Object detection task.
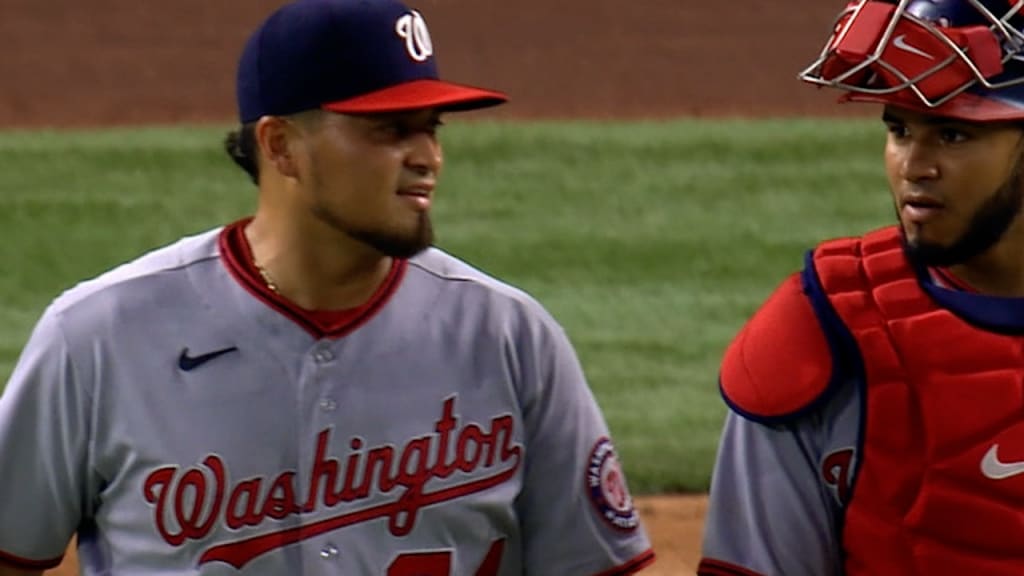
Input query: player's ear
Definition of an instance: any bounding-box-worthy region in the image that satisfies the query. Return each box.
[254,116,302,180]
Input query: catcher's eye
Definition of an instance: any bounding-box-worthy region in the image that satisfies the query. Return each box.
[884,121,910,139]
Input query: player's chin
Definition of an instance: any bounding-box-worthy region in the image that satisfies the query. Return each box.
[903,233,961,267]
[900,214,953,246]
[361,218,434,259]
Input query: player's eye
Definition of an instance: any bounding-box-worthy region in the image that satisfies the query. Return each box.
[403,113,444,137]
[884,122,909,139]
[374,117,442,139]
[387,123,409,138]
[426,118,445,136]
[938,127,969,144]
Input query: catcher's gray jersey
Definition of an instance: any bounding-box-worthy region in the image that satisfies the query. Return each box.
[0,224,653,575]
[700,382,860,576]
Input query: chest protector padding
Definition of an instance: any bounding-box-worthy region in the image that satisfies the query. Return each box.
[814,226,1024,576]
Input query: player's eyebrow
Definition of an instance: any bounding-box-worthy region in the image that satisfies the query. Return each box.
[881,112,902,125]
[881,110,965,127]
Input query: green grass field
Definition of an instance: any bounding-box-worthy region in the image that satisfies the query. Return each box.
[0,118,891,493]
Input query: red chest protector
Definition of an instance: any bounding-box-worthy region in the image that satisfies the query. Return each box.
[814,227,1024,575]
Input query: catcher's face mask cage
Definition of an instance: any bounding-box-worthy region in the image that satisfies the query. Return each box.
[800,0,1024,120]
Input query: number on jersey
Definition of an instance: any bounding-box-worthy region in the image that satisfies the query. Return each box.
[388,539,505,576]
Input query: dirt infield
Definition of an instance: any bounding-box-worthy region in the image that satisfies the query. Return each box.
[0,0,870,127]
[9,0,862,574]
[636,495,708,575]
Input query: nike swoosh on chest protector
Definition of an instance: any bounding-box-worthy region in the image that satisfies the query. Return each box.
[981,444,1024,480]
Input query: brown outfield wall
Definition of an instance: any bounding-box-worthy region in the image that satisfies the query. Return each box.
[1,0,873,128]
[10,1,863,574]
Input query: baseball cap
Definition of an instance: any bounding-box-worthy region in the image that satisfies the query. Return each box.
[236,0,508,123]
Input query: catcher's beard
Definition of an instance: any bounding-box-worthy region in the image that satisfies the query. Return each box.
[901,160,1024,268]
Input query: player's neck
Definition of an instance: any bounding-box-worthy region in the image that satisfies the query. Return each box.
[244,214,393,311]
[946,222,1024,298]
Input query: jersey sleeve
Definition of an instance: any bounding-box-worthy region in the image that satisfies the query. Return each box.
[0,307,92,569]
[698,411,843,576]
[513,312,654,576]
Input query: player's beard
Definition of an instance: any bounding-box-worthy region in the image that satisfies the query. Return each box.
[307,155,435,259]
[348,213,434,259]
[309,200,435,259]
[901,160,1024,268]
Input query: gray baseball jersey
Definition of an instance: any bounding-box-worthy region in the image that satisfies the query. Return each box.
[0,221,654,575]
[700,382,859,576]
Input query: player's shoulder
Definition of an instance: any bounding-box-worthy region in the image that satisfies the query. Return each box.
[719,266,847,424]
[409,248,551,314]
[47,227,222,317]
[406,248,575,348]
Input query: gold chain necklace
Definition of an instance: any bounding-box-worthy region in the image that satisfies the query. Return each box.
[254,260,280,294]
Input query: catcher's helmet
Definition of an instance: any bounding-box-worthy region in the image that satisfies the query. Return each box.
[800,0,1024,121]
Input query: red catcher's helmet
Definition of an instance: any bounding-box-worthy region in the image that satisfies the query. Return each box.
[800,0,1024,121]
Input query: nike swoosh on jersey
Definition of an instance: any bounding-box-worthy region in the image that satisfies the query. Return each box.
[178,346,239,371]
[981,444,1024,480]
[892,34,934,60]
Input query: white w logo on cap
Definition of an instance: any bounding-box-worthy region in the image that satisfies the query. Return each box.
[395,10,433,62]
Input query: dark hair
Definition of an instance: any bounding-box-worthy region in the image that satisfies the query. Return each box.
[224,123,259,185]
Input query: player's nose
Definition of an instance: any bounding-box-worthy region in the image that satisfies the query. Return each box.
[405,131,443,176]
[898,139,941,182]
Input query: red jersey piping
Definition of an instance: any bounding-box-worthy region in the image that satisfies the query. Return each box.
[218,219,406,339]
[592,549,655,576]
[0,549,63,570]
[697,558,767,576]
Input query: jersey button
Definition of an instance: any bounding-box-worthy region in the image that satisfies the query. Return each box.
[320,543,340,560]
[313,349,335,364]
[319,398,337,412]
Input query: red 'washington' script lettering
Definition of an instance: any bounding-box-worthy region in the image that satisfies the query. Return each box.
[142,396,521,569]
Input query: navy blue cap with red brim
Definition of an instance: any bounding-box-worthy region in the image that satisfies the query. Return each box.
[236,0,507,123]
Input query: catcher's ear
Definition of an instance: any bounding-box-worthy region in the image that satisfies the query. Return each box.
[254,116,301,180]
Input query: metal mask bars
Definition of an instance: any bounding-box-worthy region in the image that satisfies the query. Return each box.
[800,0,1024,108]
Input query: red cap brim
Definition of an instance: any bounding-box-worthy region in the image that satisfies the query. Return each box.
[322,78,507,113]
[841,91,1024,122]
